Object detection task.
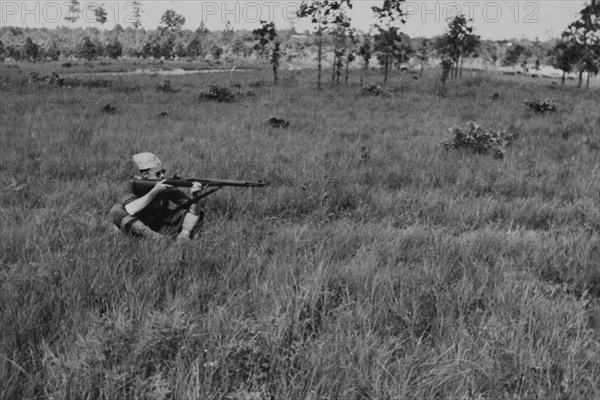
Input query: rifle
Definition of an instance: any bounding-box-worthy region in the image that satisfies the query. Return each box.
[132,177,267,214]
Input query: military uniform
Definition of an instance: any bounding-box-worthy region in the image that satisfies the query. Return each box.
[109,153,204,240]
[109,180,203,238]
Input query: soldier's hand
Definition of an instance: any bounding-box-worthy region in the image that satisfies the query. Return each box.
[151,180,173,194]
[191,182,204,197]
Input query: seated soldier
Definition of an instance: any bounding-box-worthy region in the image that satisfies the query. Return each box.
[110,152,205,240]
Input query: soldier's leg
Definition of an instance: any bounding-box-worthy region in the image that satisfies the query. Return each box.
[161,208,204,240]
[177,209,205,240]
[109,204,162,239]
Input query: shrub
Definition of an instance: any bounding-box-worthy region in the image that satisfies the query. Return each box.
[199,84,235,102]
[156,79,179,93]
[524,98,557,113]
[248,80,267,88]
[359,84,390,97]
[443,121,516,159]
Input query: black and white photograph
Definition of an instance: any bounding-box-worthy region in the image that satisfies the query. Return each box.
[1,1,599,399]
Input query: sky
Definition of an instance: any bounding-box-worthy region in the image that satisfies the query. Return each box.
[0,1,588,41]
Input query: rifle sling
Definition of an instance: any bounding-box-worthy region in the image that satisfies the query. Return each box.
[170,187,222,215]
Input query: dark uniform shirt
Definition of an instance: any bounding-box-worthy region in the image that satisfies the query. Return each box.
[118,180,191,233]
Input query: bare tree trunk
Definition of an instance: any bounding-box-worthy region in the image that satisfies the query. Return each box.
[383,52,389,83]
[317,29,322,91]
[332,51,336,83]
[561,71,565,85]
[579,69,583,88]
[71,26,76,58]
[586,72,590,89]
[345,60,349,85]
[419,63,424,77]
[361,63,366,87]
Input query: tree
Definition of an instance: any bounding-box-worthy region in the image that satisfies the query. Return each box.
[229,34,250,57]
[130,1,142,29]
[253,21,281,83]
[105,37,123,59]
[156,10,186,59]
[562,1,600,88]
[113,24,124,34]
[373,28,411,83]
[416,38,430,77]
[440,57,453,94]
[436,15,480,78]
[253,21,277,63]
[64,0,80,25]
[93,4,107,43]
[44,40,61,61]
[502,43,527,69]
[24,37,39,62]
[130,1,143,48]
[94,4,107,24]
[141,34,161,59]
[297,0,353,90]
[77,36,100,61]
[160,9,185,32]
[64,0,81,49]
[140,32,174,59]
[358,33,372,86]
[343,28,359,85]
[222,20,235,44]
[5,45,22,61]
[481,41,500,67]
[329,11,356,85]
[371,0,408,83]
[0,40,5,61]
[187,23,209,58]
[187,35,203,58]
[174,40,187,58]
[271,42,282,84]
[211,44,223,60]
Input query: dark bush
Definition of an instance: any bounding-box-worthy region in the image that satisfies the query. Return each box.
[156,79,179,93]
[359,84,391,97]
[443,121,516,159]
[524,98,557,113]
[199,84,235,102]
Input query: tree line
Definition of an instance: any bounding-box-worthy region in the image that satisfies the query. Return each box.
[549,0,600,88]
[1,0,598,89]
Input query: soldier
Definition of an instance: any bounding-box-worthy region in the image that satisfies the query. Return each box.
[110,152,205,241]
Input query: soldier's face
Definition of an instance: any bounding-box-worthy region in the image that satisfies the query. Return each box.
[143,168,166,179]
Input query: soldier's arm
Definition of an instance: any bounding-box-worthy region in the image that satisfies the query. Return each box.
[176,182,205,241]
[125,180,172,215]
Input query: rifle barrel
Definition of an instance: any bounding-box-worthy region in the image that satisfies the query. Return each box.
[132,178,267,195]
[186,178,267,187]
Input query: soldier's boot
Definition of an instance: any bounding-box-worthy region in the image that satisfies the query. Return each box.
[127,220,163,240]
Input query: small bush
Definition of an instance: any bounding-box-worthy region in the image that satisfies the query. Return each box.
[156,79,179,93]
[248,80,267,88]
[443,121,516,159]
[359,84,391,97]
[81,78,112,88]
[524,98,557,113]
[199,84,235,102]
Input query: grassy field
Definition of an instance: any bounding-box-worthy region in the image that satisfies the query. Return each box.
[1,59,599,400]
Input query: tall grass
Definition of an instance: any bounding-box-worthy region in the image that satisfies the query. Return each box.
[1,60,599,399]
